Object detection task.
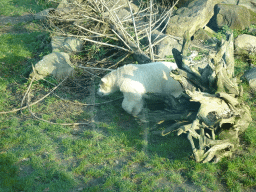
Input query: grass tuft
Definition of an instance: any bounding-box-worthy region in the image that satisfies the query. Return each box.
[0,0,56,16]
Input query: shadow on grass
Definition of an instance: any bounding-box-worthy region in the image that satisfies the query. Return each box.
[0,31,51,79]
[0,153,76,192]
[96,96,193,162]
[0,0,57,16]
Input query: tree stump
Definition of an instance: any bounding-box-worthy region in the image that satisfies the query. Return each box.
[166,32,252,163]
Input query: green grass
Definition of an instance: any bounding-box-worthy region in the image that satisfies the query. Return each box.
[0,0,57,16]
[214,24,256,41]
[1,1,256,192]
[165,54,176,62]
[0,32,51,79]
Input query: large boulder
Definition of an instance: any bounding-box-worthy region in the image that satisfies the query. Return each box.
[30,52,74,80]
[249,8,256,24]
[220,0,256,24]
[235,34,256,55]
[239,0,256,13]
[166,0,222,38]
[207,4,251,31]
[220,0,256,13]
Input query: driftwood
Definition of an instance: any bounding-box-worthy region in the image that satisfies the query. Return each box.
[164,32,252,163]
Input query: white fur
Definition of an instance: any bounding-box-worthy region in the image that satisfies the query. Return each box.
[97,62,183,116]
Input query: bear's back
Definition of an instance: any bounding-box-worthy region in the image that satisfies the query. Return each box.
[120,62,177,79]
[118,62,182,97]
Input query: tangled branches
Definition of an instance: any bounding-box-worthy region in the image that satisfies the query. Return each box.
[47,0,178,64]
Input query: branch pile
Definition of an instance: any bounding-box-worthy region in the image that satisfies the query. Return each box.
[47,0,178,65]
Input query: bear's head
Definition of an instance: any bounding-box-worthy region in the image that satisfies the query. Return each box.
[97,75,119,96]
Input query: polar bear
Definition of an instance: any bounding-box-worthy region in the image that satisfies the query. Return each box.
[97,62,183,116]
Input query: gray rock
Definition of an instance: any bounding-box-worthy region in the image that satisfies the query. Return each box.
[51,36,83,53]
[166,0,222,38]
[114,8,131,21]
[239,0,256,13]
[34,8,54,20]
[193,27,215,42]
[220,0,256,24]
[175,0,192,8]
[140,29,183,59]
[208,4,250,31]
[152,32,183,59]
[249,7,256,24]
[238,1,256,25]
[235,34,256,55]
[248,79,256,91]
[220,0,238,4]
[244,67,256,91]
[56,0,74,14]
[220,0,256,13]
[248,28,256,35]
[103,0,139,22]
[57,0,70,9]
[31,52,74,80]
